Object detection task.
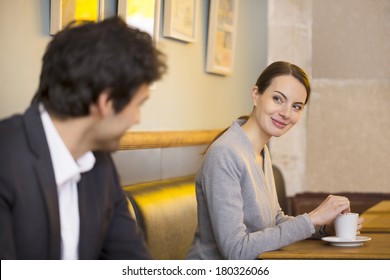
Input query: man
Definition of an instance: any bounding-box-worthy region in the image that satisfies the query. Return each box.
[0,17,167,259]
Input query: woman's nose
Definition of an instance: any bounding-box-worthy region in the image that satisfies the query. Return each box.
[279,105,291,119]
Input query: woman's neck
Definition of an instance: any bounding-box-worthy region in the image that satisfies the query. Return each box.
[241,117,270,156]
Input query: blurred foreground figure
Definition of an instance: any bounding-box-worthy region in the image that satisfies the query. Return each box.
[0,17,166,259]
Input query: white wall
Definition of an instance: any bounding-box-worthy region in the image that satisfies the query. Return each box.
[0,0,268,132]
[267,0,390,196]
[307,0,390,193]
[267,0,312,197]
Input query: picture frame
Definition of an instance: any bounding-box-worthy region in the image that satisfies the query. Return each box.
[206,0,238,75]
[50,0,105,35]
[163,0,199,43]
[117,0,160,41]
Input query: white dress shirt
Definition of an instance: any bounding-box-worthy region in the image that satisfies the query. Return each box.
[40,105,95,259]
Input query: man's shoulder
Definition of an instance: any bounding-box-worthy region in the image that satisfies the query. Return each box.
[0,113,25,146]
[0,113,23,130]
[0,105,39,137]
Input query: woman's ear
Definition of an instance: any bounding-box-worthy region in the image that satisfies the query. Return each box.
[252,86,259,107]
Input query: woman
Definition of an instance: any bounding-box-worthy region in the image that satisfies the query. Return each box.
[186,61,363,260]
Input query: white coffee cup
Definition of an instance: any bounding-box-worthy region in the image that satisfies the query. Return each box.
[334,213,359,240]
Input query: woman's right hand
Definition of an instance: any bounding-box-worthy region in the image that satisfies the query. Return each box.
[308,195,350,226]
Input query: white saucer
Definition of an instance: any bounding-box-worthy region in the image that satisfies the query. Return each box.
[321,236,371,247]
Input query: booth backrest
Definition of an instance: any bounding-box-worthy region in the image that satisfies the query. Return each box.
[122,165,288,259]
[272,165,288,214]
[123,176,197,260]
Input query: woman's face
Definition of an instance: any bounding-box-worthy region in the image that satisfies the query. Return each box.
[252,75,307,138]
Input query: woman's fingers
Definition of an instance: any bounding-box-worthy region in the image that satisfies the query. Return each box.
[309,195,351,226]
[356,217,365,232]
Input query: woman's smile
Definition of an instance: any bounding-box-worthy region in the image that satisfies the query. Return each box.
[271,117,288,129]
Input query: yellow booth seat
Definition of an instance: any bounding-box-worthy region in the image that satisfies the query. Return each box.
[123,176,197,260]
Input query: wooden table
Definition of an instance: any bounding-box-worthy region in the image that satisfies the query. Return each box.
[361,200,390,233]
[364,200,390,213]
[258,233,390,260]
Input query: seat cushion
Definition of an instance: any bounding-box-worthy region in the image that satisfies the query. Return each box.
[123,176,197,259]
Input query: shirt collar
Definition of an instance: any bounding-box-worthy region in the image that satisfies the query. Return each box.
[39,105,95,186]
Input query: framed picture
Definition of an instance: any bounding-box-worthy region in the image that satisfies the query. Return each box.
[206,0,238,75]
[50,0,104,35]
[117,0,160,41]
[163,0,199,43]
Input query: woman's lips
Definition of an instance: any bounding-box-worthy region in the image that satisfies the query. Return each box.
[271,118,288,129]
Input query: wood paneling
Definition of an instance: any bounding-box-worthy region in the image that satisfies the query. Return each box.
[119,130,222,150]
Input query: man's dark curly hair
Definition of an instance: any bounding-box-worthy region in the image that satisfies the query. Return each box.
[33,16,167,118]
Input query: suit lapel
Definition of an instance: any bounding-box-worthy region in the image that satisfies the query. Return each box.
[23,104,62,259]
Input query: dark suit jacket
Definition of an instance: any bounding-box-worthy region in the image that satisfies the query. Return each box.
[0,103,151,259]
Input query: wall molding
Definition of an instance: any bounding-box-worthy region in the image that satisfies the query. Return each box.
[119,130,222,150]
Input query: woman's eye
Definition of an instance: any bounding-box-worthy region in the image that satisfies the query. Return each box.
[273,96,283,104]
[293,104,303,111]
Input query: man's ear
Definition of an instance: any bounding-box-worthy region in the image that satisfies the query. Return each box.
[90,90,113,118]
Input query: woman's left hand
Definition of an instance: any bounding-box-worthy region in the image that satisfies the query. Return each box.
[324,216,365,236]
[356,216,365,235]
